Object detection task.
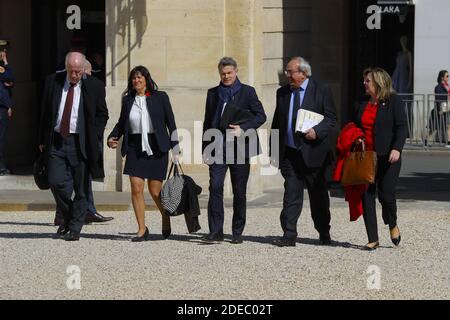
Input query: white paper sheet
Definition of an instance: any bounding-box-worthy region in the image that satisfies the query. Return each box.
[295,109,324,133]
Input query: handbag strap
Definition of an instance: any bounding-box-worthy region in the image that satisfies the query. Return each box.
[167,162,184,178]
[352,139,366,153]
[167,163,177,178]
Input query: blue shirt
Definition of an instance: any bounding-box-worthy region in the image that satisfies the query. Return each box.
[286,78,309,149]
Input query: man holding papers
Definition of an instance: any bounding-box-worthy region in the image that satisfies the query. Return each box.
[271,56,337,247]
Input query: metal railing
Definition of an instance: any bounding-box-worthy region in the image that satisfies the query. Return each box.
[398,93,450,149]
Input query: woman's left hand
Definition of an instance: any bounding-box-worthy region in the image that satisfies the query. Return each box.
[389,150,401,164]
[172,150,181,164]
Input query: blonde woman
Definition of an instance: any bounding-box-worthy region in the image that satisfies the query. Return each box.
[354,67,408,250]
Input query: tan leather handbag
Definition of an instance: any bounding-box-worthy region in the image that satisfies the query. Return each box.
[341,141,377,186]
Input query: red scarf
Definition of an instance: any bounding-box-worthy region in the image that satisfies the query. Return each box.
[442,81,450,98]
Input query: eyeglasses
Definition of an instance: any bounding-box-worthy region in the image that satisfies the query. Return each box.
[284,70,301,76]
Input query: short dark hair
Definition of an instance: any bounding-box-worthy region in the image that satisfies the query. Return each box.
[218,57,238,70]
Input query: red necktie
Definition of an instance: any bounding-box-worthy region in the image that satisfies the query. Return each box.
[60,83,76,138]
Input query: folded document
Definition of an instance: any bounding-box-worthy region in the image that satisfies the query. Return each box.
[295,109,324,133]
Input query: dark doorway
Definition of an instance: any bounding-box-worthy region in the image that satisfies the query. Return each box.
[348,0,415,120]
[32,0,106,86]
[5,0,105,174]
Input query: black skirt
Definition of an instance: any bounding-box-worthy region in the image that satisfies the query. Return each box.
[124,134,168,181]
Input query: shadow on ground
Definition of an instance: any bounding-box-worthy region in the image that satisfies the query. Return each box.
[329,172,450,202]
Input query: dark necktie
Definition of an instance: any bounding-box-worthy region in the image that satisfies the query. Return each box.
[60,83,76,138]
[291,88,303,147]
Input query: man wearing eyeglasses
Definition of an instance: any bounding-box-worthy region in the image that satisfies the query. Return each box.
[270,56,337,247]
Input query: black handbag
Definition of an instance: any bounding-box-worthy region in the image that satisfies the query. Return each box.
[33,153,50,190]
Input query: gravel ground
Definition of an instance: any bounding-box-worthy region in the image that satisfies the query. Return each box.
[0,204,449,300]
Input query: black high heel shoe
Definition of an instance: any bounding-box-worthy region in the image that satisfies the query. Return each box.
[363,241,379,251]
[131,227,149,242]
[390,226,401,246]
[162,228,171,240]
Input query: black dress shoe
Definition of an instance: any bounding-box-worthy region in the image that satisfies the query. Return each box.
[319,234,332,246]
[230,236,243,244]
[54,225,69,239]
[64,231,80,242]
[84,212,114,224]
[162,228,172,240]
[0,168,10,176]
[131,227,149,242]
[272,238,296,247]
[202,233,224,242]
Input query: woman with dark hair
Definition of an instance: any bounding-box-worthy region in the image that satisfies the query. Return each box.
[353,67,408,250]
[428,70,450,145]
[107,66,179,241]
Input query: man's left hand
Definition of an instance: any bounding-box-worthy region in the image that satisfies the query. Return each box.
[7,108,12,118]
[304,128,317,141]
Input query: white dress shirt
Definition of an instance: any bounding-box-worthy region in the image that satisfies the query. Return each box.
[129,95,155,156]
[54,80,82,134]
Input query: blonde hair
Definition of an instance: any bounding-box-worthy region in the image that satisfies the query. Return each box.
[363,67,396,101]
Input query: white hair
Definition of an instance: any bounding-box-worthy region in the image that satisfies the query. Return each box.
[65,51,86,68]
[84,60,92,75]
[291,56,312,77]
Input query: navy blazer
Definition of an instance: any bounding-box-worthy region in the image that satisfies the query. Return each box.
[0,64,14,109]
[38,72,109,179]
[108,91,179,157]
[271,78,337,168]
[355,94,408,156]
[202,83,267,160]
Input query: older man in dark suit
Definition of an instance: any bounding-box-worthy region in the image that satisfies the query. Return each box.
[271,56,337,247]
[202,57,266,244]
[39,52,109,241]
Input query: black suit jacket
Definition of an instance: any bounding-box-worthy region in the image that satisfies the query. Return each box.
[271,78,337,168]
[355,94,408,156]
[108,91,179,157]
[435,83,448,112]
[38,72,109,179]
[202,84,267,161]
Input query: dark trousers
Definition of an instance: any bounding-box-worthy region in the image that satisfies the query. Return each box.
[53,174,97,219]
[0,108,8,170]
[363,155,401,243]
[48,133,89,234]
[280,148,331,240]
[208,163,250,236]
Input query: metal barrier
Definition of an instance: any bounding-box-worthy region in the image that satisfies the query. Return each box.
[398,93,450,149]
[426,94,450,147]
